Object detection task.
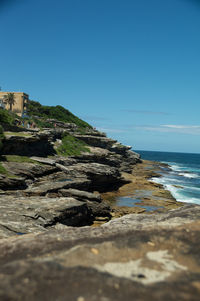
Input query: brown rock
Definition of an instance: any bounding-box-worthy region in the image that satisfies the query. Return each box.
[0,205,200,300]
[0,196,90,238]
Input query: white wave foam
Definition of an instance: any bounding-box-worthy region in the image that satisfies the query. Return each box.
[151,177,200,205]
[162,159,198,168]
[165,184,200,204]
[151,176,182,185]
[164,162,200,174]
[162,161,180,166]
[164,177,182,183]
[169,164,182,172]
[151,177,167,185]
[178,173,199,179]
[182,186,200,192]
[183,186,200,192]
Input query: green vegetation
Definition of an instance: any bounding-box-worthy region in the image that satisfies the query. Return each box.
[0,155,42,175]
[0,99,92,132]
[27,100,91,129]
[0,125,4,151]
[76,127,90,135]
[0,162,8,175]
[29,117,54,129]
[56,133,90,156]
[2,155,41,164]
[4,132,32,137]
[0,108,17,125]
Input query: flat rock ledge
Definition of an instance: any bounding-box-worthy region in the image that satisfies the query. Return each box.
[0,204,200,300]
[0,196,91,238]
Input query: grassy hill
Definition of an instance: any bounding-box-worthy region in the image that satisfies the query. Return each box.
[0,100,92,129]
[0,101,93,158]
[27,100,91,128]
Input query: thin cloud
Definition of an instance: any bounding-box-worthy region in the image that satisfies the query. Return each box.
[123,110,170,116]
[163,125,200,129]
[97,127,125,134]
[80,115,109,122]
[132,125,200,135]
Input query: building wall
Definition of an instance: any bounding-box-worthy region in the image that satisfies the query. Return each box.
[0,92,29,116]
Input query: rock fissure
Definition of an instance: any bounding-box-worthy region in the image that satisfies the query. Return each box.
[0,223,24,235]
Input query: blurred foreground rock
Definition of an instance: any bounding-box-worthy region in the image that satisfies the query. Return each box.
[0,204,200,300]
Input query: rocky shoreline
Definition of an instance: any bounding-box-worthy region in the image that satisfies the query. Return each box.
[102,159,184,221]
[0,122,200,300]
[0,123,182,236]
[0,123,142,238]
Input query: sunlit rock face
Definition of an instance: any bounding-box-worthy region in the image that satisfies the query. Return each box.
[0,204,200,300]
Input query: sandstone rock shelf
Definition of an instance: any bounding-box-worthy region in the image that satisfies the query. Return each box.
[1,121,199,300]
[0,124,141,237]
[0,205,200,300]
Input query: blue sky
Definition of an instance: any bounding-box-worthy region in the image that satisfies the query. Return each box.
[0,0,200,153]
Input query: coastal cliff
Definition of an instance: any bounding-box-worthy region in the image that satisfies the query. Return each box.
[0,119,142,237]
[0,108,200,300]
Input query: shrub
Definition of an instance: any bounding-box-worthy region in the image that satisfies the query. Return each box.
[31,117,54,129]
[56,133,90,156]
[0,125,4,151]
[0,108,15,125]
[0,163,8,175]
[27,100,92,129]
[3,155,41,164]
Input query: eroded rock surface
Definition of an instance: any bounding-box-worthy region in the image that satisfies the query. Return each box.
[0,126,140,196]
[0,125,142,232]
[1,134,56,156]
[0,196,90,238]
[0,205,200,300]
[2,162,59,179]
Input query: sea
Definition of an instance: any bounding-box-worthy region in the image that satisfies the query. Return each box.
[135,150,200,205]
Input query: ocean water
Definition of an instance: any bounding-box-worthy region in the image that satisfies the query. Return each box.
[135,150,200,205]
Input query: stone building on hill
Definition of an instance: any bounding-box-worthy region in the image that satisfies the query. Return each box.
[0,92,29,116]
